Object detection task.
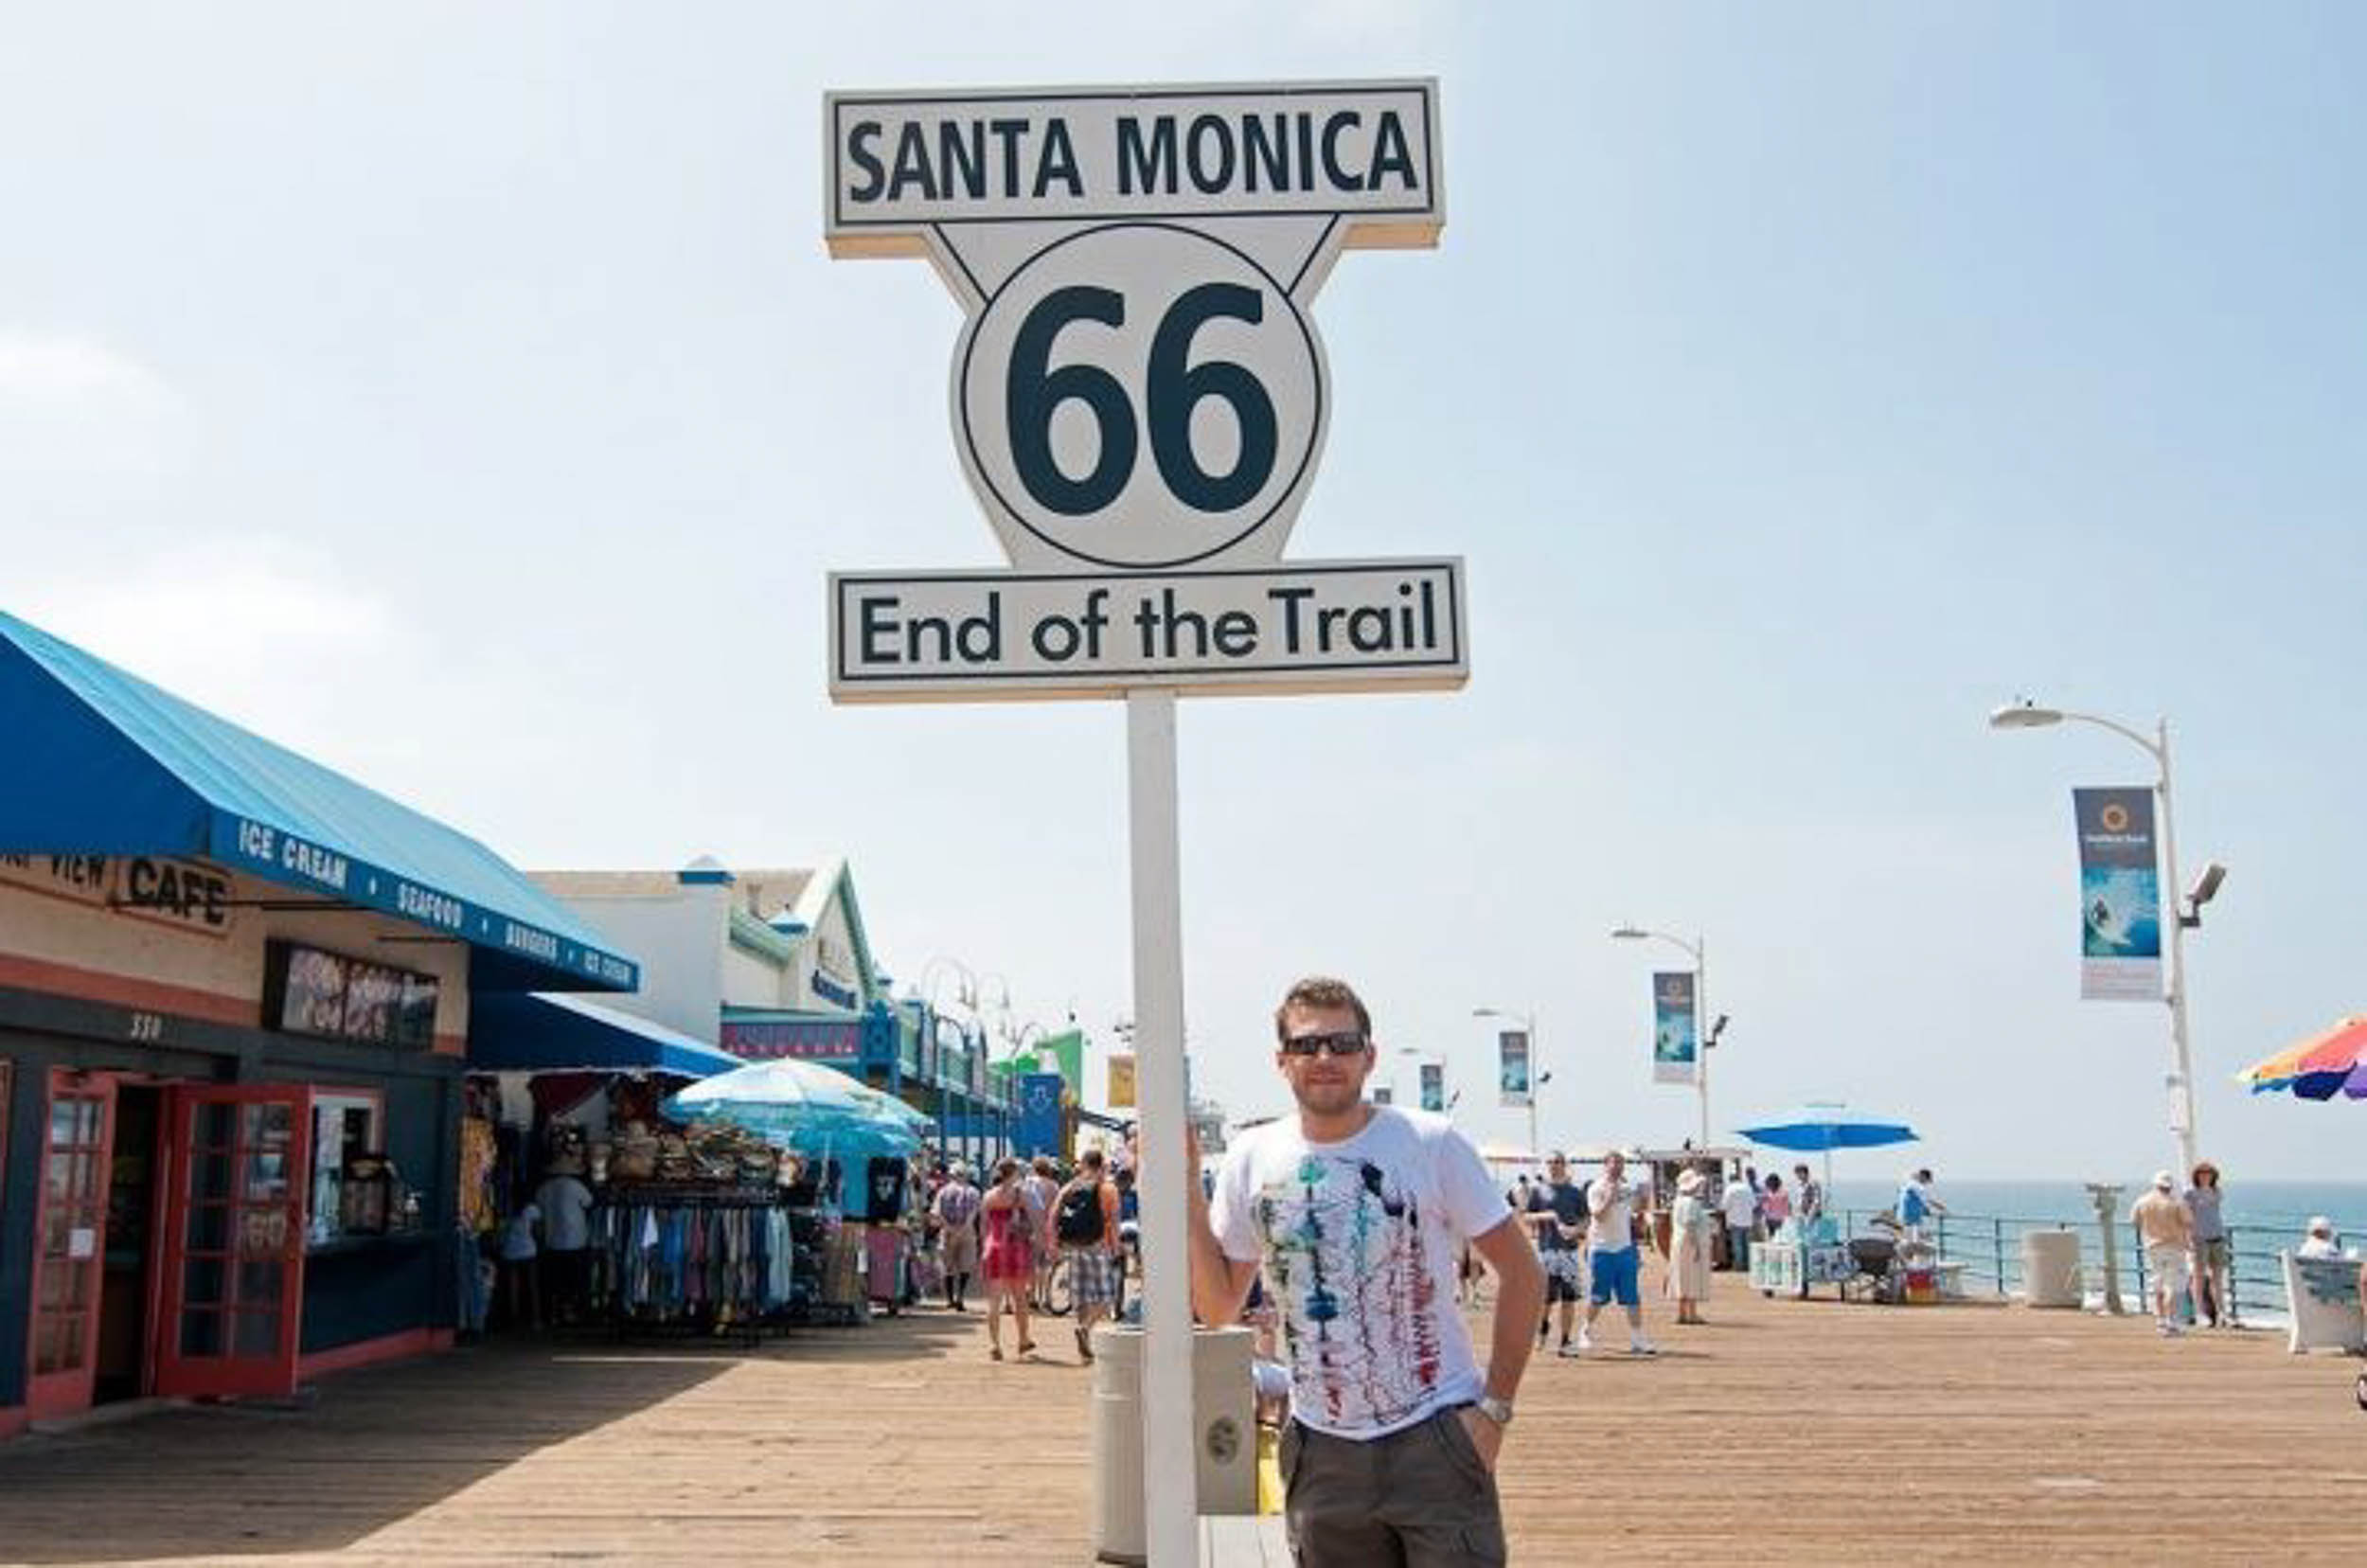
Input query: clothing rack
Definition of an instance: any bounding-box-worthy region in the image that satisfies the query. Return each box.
[588,1190,826,1345]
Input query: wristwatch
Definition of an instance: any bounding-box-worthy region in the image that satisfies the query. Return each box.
[1474,1395,1514,1427]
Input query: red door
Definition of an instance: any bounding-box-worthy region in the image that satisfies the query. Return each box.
[154,1085,312,1400]
[26,1074,118,1419]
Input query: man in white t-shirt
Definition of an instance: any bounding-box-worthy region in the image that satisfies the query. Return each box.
[1189,976,1544,1567]
[1578,1150,1658,1357]
[1718,1171,1759,1272]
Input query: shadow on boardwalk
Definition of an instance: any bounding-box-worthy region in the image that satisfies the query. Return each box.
[0,1312,983,1564]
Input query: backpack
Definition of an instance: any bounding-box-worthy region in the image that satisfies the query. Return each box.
[1056,1181,1105,1245]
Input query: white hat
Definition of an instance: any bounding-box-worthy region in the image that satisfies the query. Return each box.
[2308,1215,2335,1235]
[2152,1170,2175,1191]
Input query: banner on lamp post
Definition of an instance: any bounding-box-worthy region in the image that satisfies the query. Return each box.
[1108,1052,1137,1110]
[2074,786,2163,1001]
[1418,1060,1445,1114]
[1016,1072,1067,1158]
[1498,1030,1531,1108]
[1651,971,1698,1085]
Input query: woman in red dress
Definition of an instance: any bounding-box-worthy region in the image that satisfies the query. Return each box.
[979,1156,1039,1361]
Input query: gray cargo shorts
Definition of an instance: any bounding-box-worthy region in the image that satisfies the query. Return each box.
[1279,1404,1506,1566]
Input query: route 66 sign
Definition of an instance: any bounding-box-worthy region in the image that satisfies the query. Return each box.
[824,81,1468,700]
[954,222,1326,570]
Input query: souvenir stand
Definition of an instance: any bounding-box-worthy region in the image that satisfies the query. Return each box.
[460,991,801,1339]
[588,1119,812,1344]
[1750,1216,1853,1298]
[664,1058,931,1328]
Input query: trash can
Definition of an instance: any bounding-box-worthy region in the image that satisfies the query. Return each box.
[1090,1325,1256,1565]
[2022,1228,2083,1308]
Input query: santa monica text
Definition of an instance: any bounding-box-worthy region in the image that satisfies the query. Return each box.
[828,83,1438,227]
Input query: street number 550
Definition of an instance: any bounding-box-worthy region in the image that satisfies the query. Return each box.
[1007,283,1278,518]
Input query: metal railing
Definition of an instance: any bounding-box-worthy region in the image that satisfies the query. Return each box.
[1827,1209,2311,1321]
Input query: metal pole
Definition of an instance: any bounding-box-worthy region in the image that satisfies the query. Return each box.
[2155,719,2201,1178]
[1526,1010,1539,1156]
[1695,936,1711,1149]
[1127,689,1196,1564]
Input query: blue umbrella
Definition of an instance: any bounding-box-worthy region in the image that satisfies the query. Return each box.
[1735,1102,1919,1194]
[665,1058,930,1161]
[1736,1103,1919,1151]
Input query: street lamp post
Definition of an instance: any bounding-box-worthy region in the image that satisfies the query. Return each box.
[1472,1007,1542,1155]
[1989,701,2209,1176]
[1611,927,1712,1148]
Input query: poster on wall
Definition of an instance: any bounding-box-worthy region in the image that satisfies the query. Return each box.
[1498,1030,1531,1107]
[1418,1060,1445,1113]
[1371,1084,1394,1105]
[1651,971,1698,1085]
[2073,786,2163,1001]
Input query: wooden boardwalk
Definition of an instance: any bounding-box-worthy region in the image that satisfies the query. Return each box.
[2,1272,2361,1566]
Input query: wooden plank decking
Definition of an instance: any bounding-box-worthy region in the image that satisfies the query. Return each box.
[1,1272,2360,1565]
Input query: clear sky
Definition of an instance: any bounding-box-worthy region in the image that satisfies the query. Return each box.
[6,5,2361,1180]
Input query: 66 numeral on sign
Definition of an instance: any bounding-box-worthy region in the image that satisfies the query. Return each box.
[959,223,1324,570]
[1007,283,1279,518]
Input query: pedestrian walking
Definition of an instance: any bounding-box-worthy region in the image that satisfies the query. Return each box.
[979,1157,1039,1361]
[1188,976,1544,1567]
[497,1199,542,1331]
[931,1162,982,1311]
[531,1165,596,1327]
[2131,1171,2196,1336]
[1024,1155,1061,1311]
[1761,1172,1792,1237]
[1580,1149,1658,1357]
[2184,1162,2234,1327]
[1525,1151,1589,1356]
[1897,1167,1949,1247]
[1667,1167,1715,1325]
[1719,1167,1758,1272]
[1055,1148,1123,1361]
[1792,1163,1824,1224]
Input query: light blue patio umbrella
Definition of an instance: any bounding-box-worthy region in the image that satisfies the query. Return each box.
[665,1057,931,1153]
[1735,1102,1920,1194]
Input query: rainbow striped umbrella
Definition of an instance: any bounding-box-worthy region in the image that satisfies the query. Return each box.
[2237,1017,2367,1101]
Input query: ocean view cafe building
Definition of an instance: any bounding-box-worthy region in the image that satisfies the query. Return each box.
[0,612,639,1436]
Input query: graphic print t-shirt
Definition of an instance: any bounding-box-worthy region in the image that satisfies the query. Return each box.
[1211,1107,1507,1439]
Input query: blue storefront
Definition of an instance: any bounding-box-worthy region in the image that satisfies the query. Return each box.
[0,611,639,1435]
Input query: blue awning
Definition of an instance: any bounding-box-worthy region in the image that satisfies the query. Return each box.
[469,991,742,1078]
[0,610,638,992]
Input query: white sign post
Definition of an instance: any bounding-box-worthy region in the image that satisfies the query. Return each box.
[823,80,1458,1565]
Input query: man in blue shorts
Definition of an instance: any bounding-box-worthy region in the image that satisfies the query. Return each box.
[1577,1149,1657,1357]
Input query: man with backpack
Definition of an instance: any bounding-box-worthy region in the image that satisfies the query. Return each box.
[1056,1147,1124,1362]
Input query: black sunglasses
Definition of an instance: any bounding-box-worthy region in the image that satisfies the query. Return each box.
[1280,1029,1368,1059]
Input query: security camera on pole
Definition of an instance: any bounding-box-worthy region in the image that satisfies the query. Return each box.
[820,82,1461,1566]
